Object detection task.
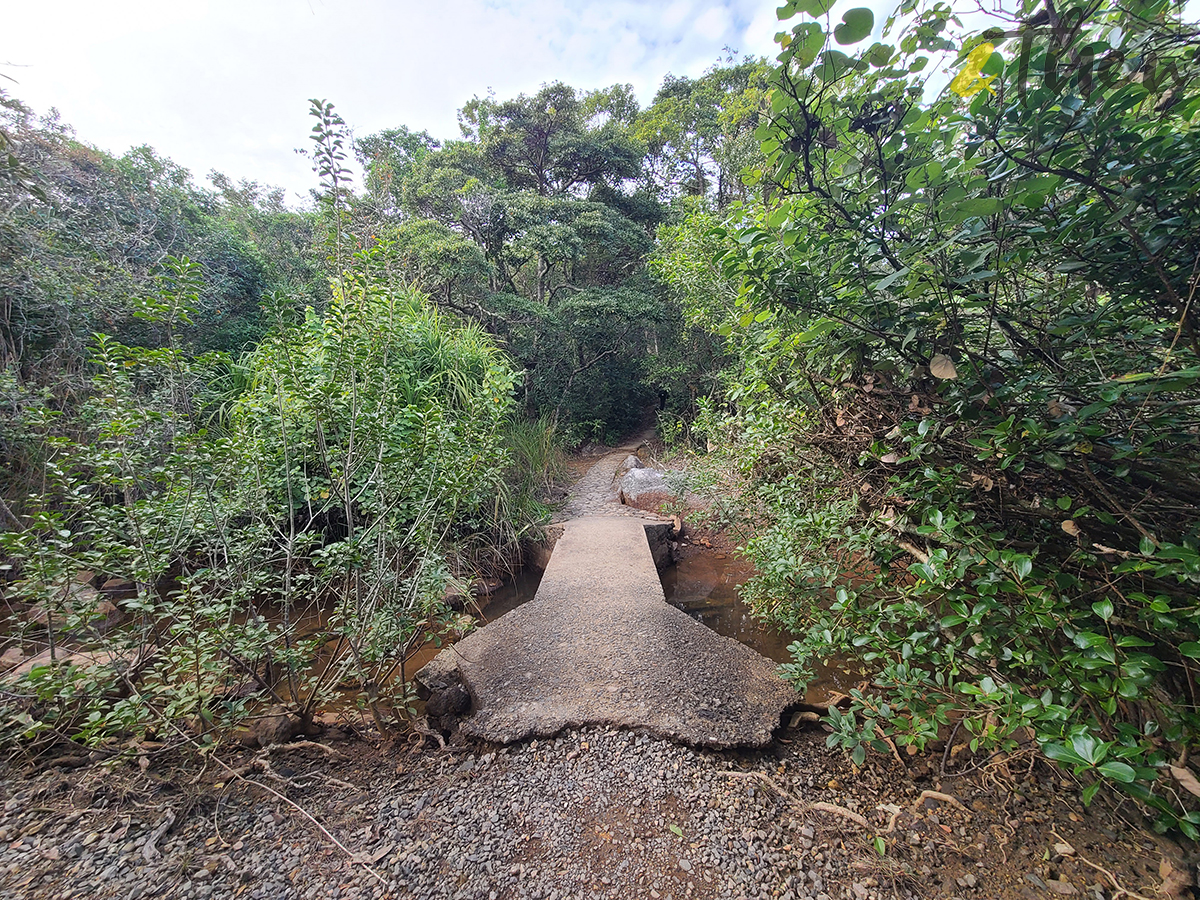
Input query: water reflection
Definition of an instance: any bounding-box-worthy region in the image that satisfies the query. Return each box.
[660,552,796,663]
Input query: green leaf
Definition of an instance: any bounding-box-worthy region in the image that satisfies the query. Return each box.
[796,0,836,15]
[1097,761,1136,783]
[953,197,1003,219]
[791,22,826,66]
[1070,732,1104,765]
[851,744,866,766]
[873,835,886,856]
[1092,599,1114,622]
[874,267,909,291]
[1179,643,1200,659]
[867,43,894,67]
[816,49,853,79]
[1042,741,1086,766]
[668,823,683,837]
[834,8,874,45]
[798,318,839,342]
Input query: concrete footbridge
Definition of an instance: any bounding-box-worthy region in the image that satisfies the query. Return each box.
[416,451,798,748]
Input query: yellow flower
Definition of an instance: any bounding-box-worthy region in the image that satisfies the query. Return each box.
[949,43,997,99]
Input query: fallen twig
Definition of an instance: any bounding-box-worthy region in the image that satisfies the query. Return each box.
[411,716,447,750]
[809,801,871,828]
[874,725,907,769]
[286,740,345,758]
[231,763,385,885]
[318,773,358,791]
[1050,830,1157,900]
[721,771,870,828]
[157,719,386,885]
[878,802,903,834]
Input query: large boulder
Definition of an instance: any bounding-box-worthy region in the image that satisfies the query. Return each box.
[618,466,674,512]
[613,453,644,480]
[21,580,125,634]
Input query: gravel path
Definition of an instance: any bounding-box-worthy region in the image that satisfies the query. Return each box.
[1,722,1167,900]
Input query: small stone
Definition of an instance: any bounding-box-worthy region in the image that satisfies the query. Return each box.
[0,647,24,669]
[678,859,692,872]
[1047,879,1078,896]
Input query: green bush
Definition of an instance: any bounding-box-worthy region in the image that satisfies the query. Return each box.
[1,252,533,749]
[663,0,1200,836]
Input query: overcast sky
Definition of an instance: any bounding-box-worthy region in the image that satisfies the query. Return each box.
[2,0,788,204]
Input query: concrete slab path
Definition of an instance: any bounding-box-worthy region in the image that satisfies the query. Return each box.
[417,454,798,748]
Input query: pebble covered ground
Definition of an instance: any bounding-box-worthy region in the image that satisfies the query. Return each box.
[0,722,1180,900]
[558,440,671,522]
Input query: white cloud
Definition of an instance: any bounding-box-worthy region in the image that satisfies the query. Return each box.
[2,1,785,201]
[693,6,734,42]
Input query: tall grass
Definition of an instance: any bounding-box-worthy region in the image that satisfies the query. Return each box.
[505,415,566,500]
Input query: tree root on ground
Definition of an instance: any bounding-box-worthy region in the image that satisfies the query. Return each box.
[722,771,969,835]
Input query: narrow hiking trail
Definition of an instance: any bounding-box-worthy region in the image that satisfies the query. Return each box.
[558,433,660,520]
[0,447,1182,900]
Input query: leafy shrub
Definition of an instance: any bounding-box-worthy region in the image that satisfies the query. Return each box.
[663,0,1200,835]
[1,252,532,749]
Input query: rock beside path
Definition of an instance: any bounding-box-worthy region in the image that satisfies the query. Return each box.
[558,443,675,521]
[418,517,797,748]
[617,465,674,510]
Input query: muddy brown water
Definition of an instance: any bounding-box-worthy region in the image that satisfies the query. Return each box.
[400,567,547,676]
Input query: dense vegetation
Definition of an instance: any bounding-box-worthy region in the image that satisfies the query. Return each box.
[4,0,1200,843]
[0,66,765,748]
[657,0,1200,836]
